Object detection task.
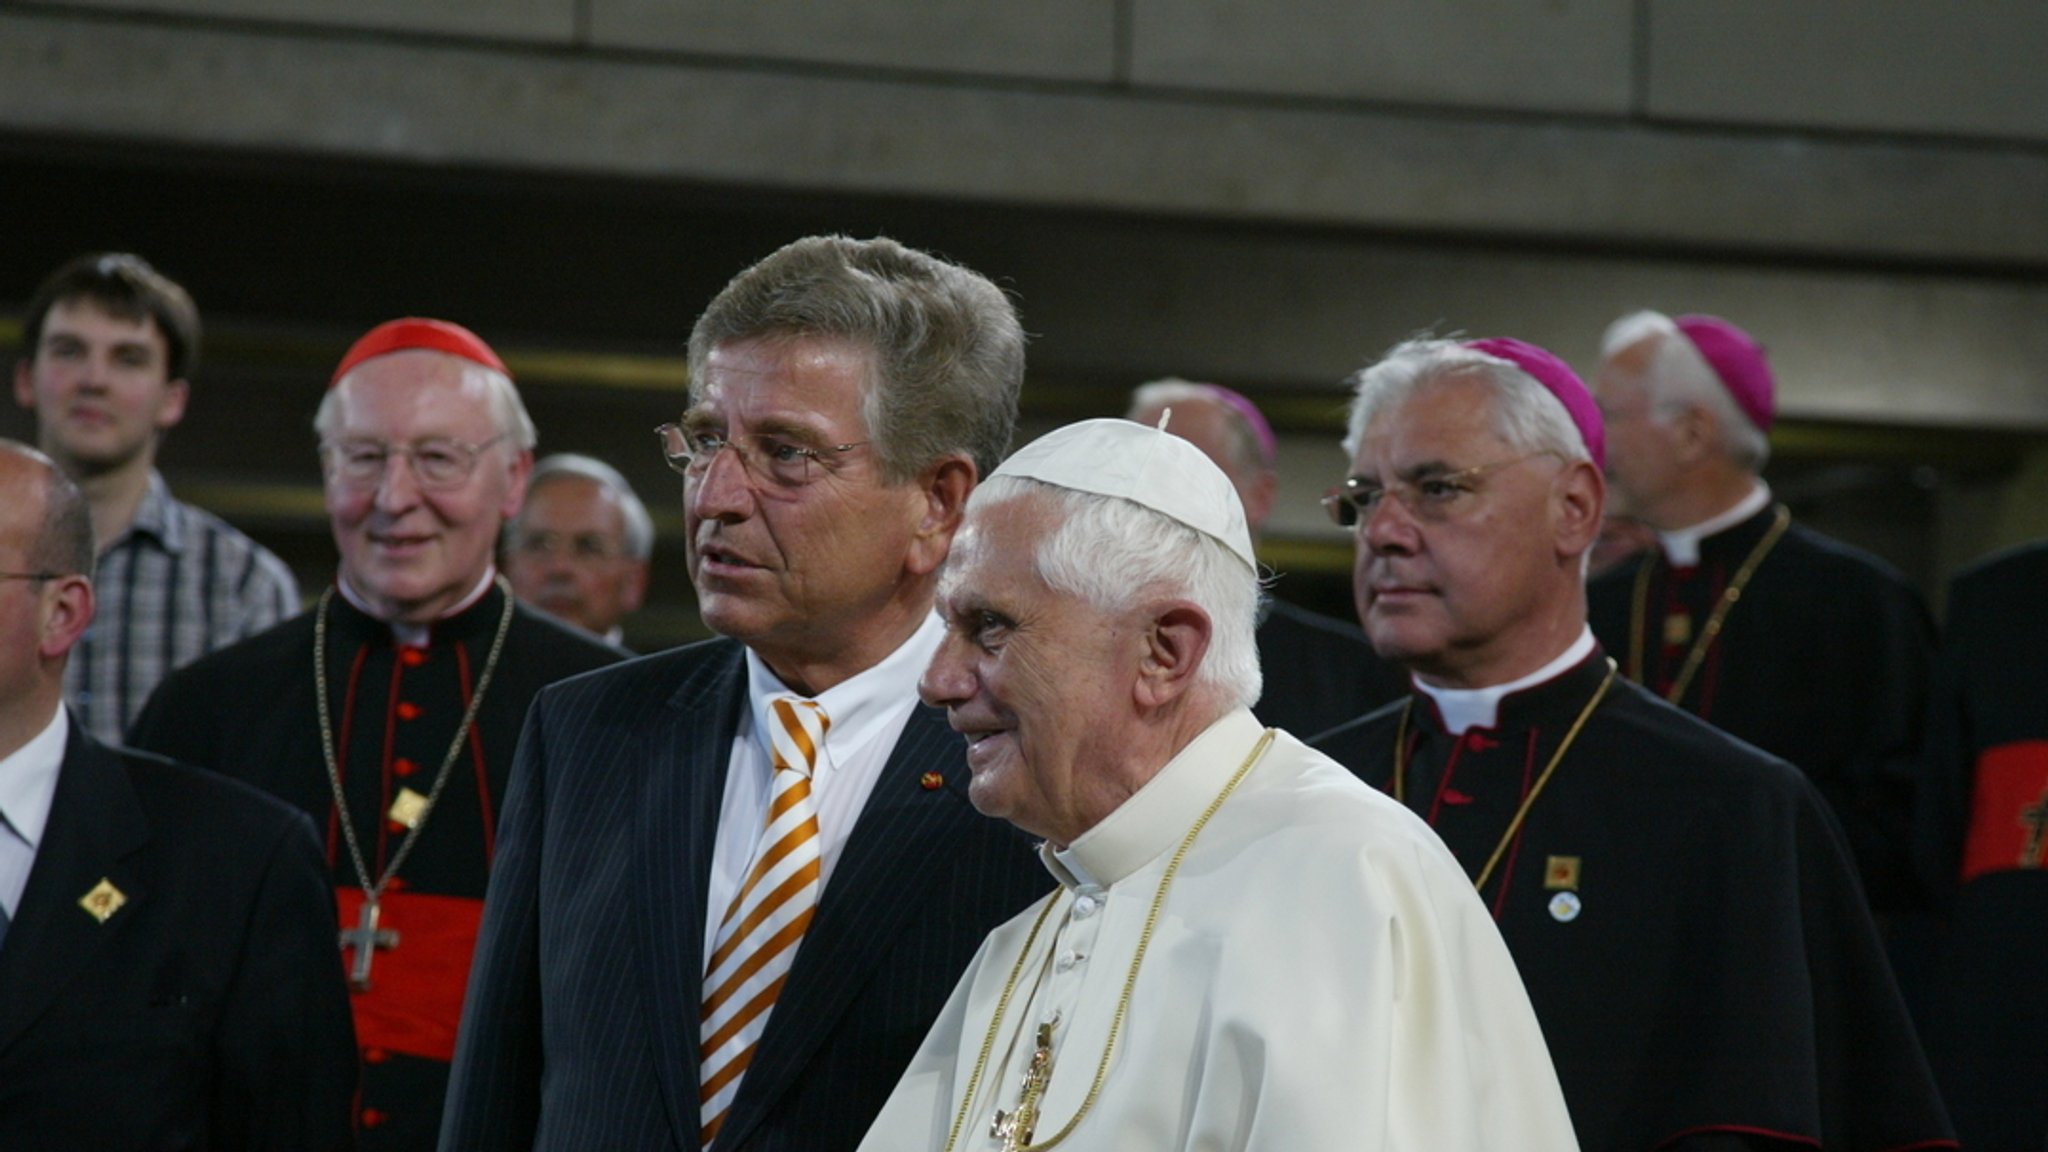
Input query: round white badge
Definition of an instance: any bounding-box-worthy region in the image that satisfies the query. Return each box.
[1547,891,1582,922]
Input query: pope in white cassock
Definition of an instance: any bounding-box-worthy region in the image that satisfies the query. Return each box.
[858,418,1577,1152]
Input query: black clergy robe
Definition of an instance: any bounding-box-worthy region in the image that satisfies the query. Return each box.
[1914,541,2048,1152]
[129,582,624,1151]
[1253,597,1406,739]
[1313,649,1955,1152]
[1588,504,1936,918]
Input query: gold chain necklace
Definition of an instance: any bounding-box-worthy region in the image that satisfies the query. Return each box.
[316,578,515,988]
[1627,503,1792,706]
[942,729,1278,1152]
[1394,659,1617,893]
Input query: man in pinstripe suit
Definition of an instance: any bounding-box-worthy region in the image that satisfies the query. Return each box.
[442,236,1050,1152]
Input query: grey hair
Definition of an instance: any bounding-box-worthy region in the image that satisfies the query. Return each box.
[1343,337,1590,464]
[687,235,1025,484]
[517,453,655,560]
[314,359,539,451]
[2,439,95,576]
[1601,310,1770,471]
[1125,379,1268,479]
[968,476,1263,711]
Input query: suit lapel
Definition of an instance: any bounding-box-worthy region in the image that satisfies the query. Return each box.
[715,703,980,1149]
[634,645,747,1148]
[0,728,151,1056]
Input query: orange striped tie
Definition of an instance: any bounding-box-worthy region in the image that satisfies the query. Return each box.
[699,696,828,1147]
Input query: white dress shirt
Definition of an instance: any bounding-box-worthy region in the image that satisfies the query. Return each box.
[703,614,946,964]
[0,705,70,920]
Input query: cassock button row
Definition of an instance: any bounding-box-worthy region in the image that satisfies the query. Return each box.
[1072,895,1099,918]
[394,758,418,778]
[363,1047,388,1065]
[399,647,428,667]
[396,702,423,721]
[361,1109,386,1129]
[1056,950,1083,973]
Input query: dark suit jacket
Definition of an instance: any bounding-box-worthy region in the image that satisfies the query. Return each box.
[442,638,1050,1152]
[0,717,357,1150]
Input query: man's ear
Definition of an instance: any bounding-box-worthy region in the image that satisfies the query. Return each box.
[1133,600,1213,711]
[13,359,36,412]
[905,455,977,579]
[154,378,190,432]
[1553,459,1605,562]
[499,448,535,520]
[39,575,94,663]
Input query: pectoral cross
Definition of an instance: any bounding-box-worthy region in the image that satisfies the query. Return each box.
[2019,787,2048,869]
[990,1020,1056,1150]
[340,899,400,990]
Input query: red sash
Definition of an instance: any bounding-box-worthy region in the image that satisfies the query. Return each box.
[336,886,484,1062]
[1960,739,2048,883]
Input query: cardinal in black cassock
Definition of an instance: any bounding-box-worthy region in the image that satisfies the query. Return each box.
[1914,540,2048,1152]
[132,580,621,1149]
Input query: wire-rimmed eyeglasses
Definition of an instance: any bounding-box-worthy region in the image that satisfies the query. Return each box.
[1322,453,1555,527]
[655,422,869,490]
[320,434,510,491]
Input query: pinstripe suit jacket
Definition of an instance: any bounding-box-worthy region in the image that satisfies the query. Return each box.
[440,637,1049,1152]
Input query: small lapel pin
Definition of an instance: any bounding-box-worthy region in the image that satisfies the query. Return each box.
[387,787,431,830]
[80,877,127,924]
[1548,891,1582,922]
[919,771,945,791]
[1543,855,1581,891]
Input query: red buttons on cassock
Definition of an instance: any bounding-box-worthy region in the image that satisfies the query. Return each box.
[361,1109,386,1129]
[397,702,422,721]
[363,1047,389,1065]
[399,647,428,667]
[394,758,418,778]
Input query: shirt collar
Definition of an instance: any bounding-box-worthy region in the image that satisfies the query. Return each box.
[0,706,71,852]
[336,566,499,648]
[120,471,184,553]
[1657,480,1771,568]
[1412,627,1596,735]
[1047,708,1266,890]
[743,613,945,775]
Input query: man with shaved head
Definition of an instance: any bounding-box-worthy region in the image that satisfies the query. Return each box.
[0,439,354,1150]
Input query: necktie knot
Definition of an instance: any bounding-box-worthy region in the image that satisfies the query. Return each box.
[768,696,830,780]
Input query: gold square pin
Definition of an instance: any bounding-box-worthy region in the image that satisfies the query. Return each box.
[79,877,127,923]
[1543,855,1581,891]
[1662,613,1693,647]
[388,787,432,830]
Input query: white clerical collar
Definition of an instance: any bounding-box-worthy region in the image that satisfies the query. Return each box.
[336,566,498,648]
[1657,481,1771,568]
[0,705,70,853]
[1413,628,1596,735]
[743,613,945,777]
[1044,708,1266,891]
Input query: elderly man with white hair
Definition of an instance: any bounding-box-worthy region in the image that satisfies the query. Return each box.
[504,452,653,645]
[130,318,624,1151]
[1313,336,1953,1152]
[859,418,1577,1152]
[1585,311,1934,924]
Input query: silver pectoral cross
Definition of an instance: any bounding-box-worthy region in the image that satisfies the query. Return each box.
[339,899,400,990]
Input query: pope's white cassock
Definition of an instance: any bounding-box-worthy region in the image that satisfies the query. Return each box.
[859,708,1578,1151]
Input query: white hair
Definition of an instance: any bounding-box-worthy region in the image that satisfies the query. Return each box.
[1343,337,1590,464]
[520,453,655,560]
[970,476,1263,711]
[314,358,539,451]
[1601,310,1770,470]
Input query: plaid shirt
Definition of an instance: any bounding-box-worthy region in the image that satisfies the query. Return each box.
[68,472,300,745]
